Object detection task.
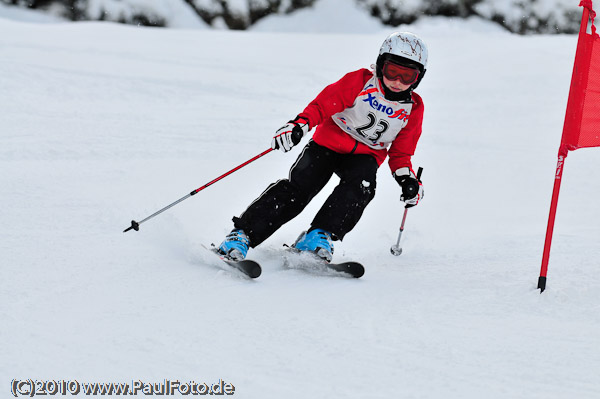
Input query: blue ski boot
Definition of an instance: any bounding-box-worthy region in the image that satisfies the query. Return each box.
[217,229,250,260]
[293,228,334,262]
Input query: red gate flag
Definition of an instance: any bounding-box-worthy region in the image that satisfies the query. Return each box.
[560,0,600,154]
[538,1,600,292]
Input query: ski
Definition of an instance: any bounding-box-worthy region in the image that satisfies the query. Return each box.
[209,247,262,279]
[322,261,365,278]
[283,248,364,278]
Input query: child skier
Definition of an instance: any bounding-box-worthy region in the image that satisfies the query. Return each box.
[217,31,427,262]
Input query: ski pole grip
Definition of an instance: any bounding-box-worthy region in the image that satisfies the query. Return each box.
[291,128,304,145]
[403,167,423,210]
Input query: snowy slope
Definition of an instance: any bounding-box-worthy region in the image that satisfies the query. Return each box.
[1,9,600,399]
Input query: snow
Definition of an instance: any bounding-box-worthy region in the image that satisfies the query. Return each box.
[0,2,65,23]
[2,5,600,399]
[85,0,209,29]
[251,0,386,33]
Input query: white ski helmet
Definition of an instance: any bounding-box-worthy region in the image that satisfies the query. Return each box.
[376,32,428,90]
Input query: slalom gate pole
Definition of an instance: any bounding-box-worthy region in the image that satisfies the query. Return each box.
[538,153,566,292]
[390,167,423,256]
[537,3,596,292]
[123,148,274,233]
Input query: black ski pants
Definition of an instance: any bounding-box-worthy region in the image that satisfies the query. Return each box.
[233,140,378,247]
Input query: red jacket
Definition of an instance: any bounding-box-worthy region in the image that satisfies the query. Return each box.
[298,68,424,173]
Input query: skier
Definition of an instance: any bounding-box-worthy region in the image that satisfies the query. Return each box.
[217,31,427,262]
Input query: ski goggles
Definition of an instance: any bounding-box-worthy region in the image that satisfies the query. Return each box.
[382,61,420,85]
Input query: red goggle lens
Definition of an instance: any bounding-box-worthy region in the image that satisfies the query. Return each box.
[382,61,420,85]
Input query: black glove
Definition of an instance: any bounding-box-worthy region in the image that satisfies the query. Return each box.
[394,167,424,208]
[271,116,310,152]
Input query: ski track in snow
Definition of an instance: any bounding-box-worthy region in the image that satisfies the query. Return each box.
[1,10,600,399]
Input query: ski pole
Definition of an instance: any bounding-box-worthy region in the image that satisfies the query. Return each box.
[390,167,423,256]
[123,147,274,233]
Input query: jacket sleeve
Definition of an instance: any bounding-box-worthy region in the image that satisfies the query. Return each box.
[387,93,424,173]
[298,69,371,128]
